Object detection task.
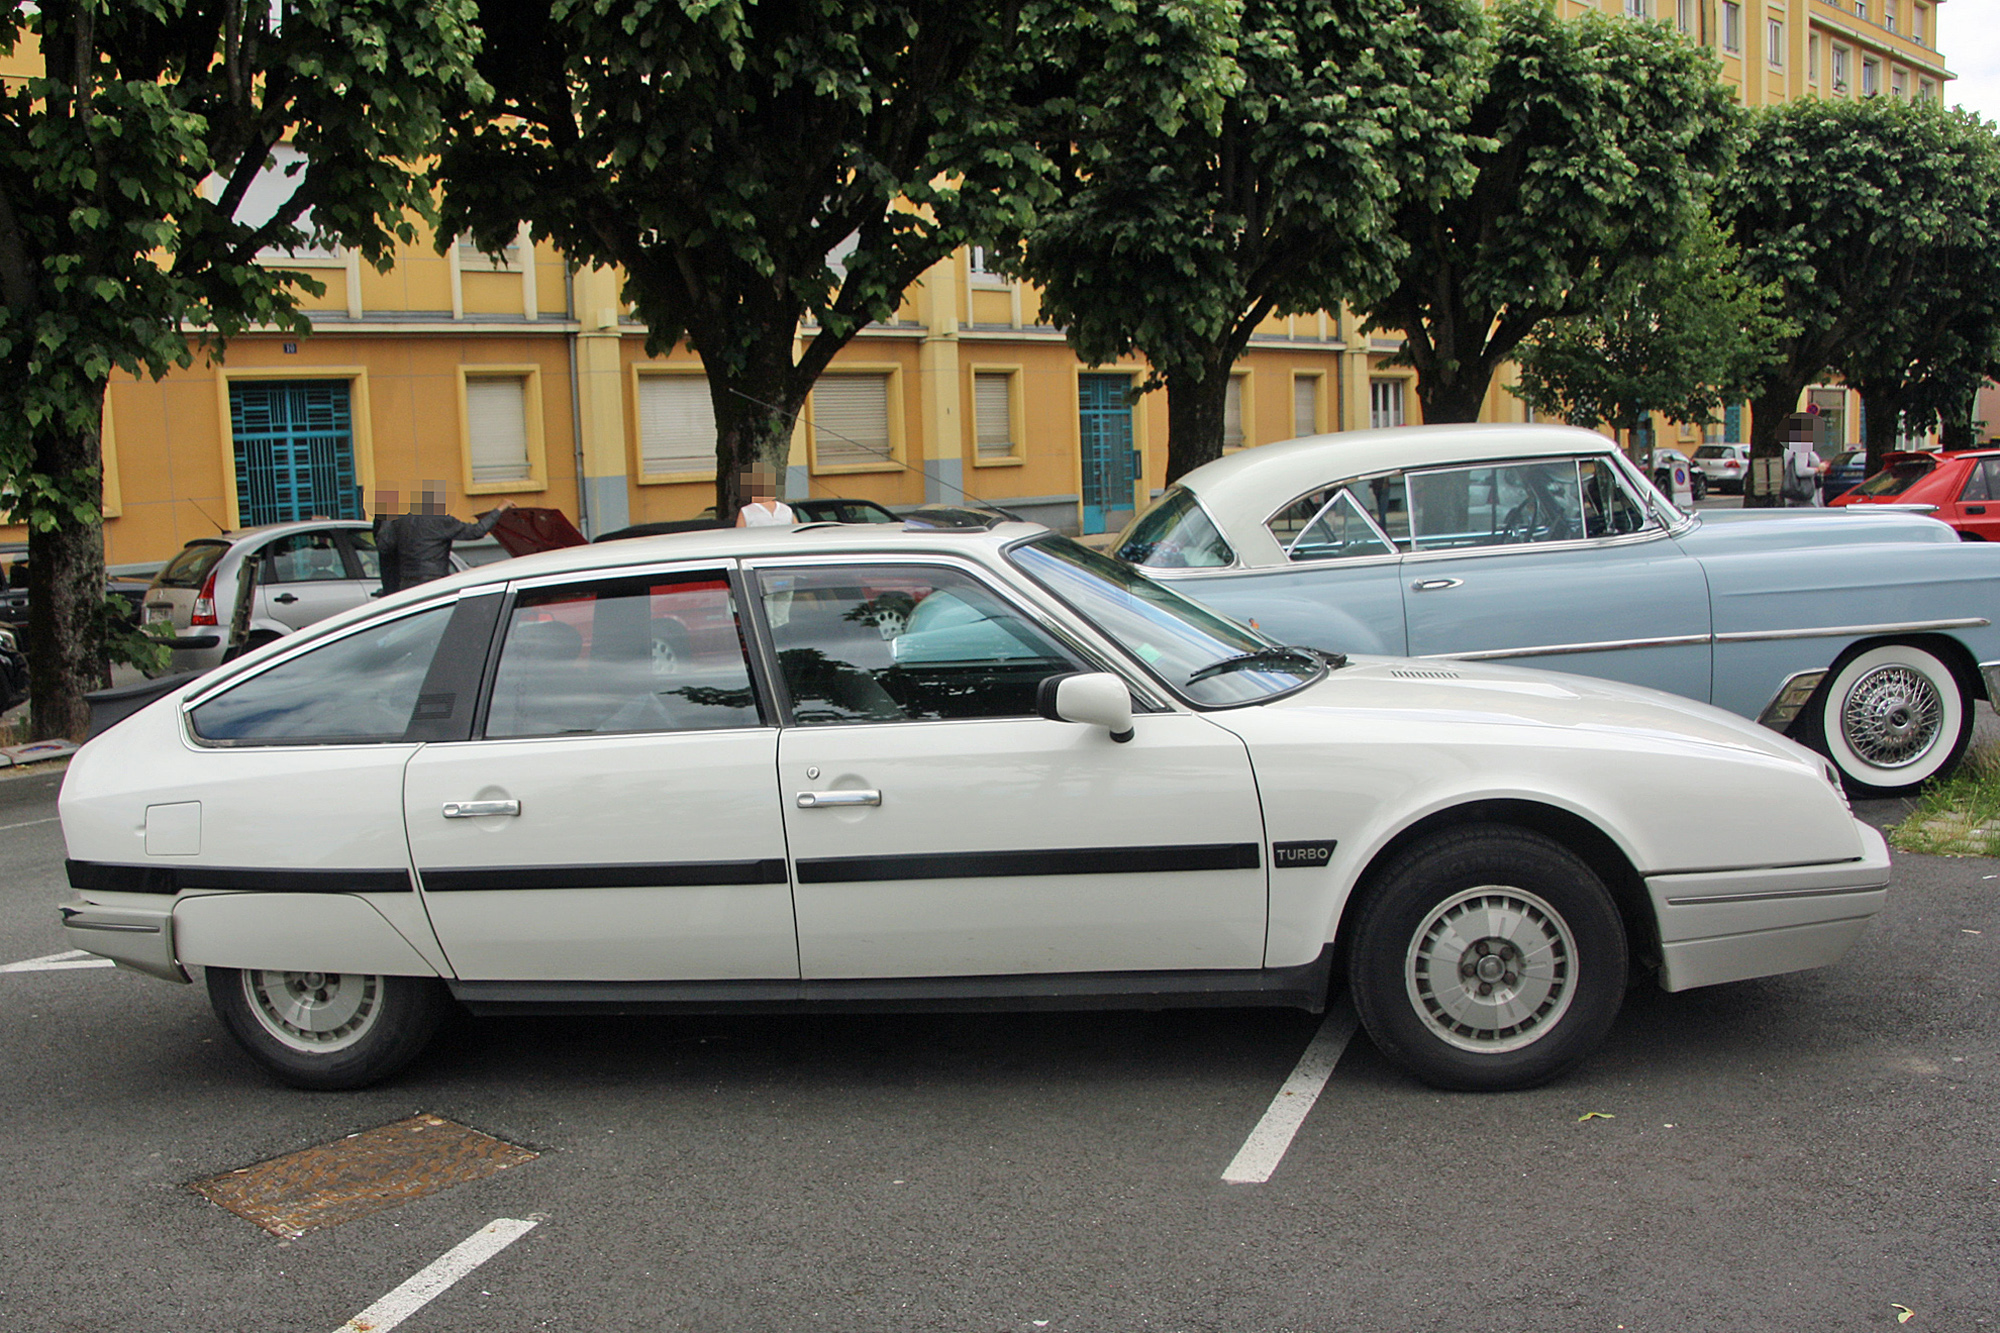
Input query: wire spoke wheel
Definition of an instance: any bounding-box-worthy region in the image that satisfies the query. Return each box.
[1808,643,1970,797]
[1839,663,1943,770]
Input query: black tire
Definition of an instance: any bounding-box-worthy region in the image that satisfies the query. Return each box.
[1347,824,1628,1092]
[1690,472,1707,502]
[205,966,447,1090]
[1795,641,1972,798]
[870,592,916,640]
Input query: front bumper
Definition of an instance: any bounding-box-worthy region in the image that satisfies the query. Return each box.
[1646,822,1891,992]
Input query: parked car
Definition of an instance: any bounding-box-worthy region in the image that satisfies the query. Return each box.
[1819,449,1869,502]
[0,623,26,713]
[145,509,582,672]
[1650,448,1706,502]
[1112,423,2000,796]
[1829,448,2000,542]
[1693,442,1749,494]
[1,542,151,633]
[59,520,1885,1092]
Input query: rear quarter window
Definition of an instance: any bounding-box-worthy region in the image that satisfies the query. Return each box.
[156,542,229,588]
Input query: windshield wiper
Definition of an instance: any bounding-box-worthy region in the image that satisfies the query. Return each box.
[1186,646,1335,685]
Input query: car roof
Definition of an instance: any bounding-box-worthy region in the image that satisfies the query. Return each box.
[179,518,372,548]
[1172,424,1623,546]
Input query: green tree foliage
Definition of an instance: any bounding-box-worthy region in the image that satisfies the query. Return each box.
[1354,1,1737,426]
[1722,97,2000,498]
[0,0,483,738]
[437,0,1238,516]
[1008,0,1482,484]
[1512,209,1784,452]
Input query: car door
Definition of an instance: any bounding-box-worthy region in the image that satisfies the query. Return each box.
[1941,457,2000,542]
[758,559,1269,979]
[1400,456,1712,700]
[253,529,375,633]
[403,564,798,982]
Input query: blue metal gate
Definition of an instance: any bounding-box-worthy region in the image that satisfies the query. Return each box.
[1079,374,1138,534]
[229,380,361,526]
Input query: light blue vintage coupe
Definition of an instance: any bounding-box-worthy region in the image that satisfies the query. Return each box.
[1115,424,2000,796]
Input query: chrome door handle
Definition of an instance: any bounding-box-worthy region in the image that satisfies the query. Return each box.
[1411,578,1464,592]
[443,799,521,819]
[796,790,881,808]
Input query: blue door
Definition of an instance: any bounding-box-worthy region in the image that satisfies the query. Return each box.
[1079,374,1139,535]
[229,381,362,526]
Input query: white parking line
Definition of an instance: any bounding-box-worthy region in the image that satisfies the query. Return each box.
[333,1217,539,1333]
[1222,1004,1358,1184]
[0,816,57,832]
[1,950,115,973]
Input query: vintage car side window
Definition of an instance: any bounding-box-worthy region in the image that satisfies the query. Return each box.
[259,531,351,584]
[1114,487,1235,568]
[485,571,761,738]
[1579,460,1655,537]
[1408,461,1584,551]
[189,604,454,744]
[1288,490,1397,561]
[760,565,1080,724]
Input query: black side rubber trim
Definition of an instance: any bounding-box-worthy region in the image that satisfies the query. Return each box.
[448,947,1332,1016]
[795,842,1260,885]
[419,858,789,892]
[66,860,411,894]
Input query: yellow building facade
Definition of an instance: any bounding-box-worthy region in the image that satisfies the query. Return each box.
[1,0,1955,568]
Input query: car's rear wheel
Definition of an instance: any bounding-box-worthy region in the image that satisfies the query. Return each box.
[1347,825,1627,1092]
[205,966,446,1090]
[1802,642,1971,798]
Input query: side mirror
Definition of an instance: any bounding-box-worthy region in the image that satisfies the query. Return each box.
[1035,672,1135,743]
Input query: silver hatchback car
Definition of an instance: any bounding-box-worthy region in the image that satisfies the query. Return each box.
[144,521,390,672]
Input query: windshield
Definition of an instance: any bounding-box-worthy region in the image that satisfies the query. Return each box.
[1852,457,1936,498]
[1113,487,1235,569]
[1009,535,1323,706]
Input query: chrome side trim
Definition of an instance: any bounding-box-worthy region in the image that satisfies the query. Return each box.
[1425,633,1711,661]
[1712,617,1988,643]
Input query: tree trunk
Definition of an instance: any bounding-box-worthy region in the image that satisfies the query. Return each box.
[1853,383,1906,476]
[1163,361,1232,486]
[1940,386,1980,451]
[705,335,810,519]
[1412,360,1492,424]
[25,411,109,742]
[1744,384,1802,509]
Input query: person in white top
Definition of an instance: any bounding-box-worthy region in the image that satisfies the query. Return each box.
[736,463,795,526]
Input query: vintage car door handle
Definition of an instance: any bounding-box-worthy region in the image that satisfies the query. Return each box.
[796,790,882,808]
[442,799,521,819]
[1411,578,1464,593]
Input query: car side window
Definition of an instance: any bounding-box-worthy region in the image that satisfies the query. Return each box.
[189,604,454,744]
[348,529,382,580]
[1114,487,1235,568]
[760,565,1081,724]
[1287,490,1397,561]
[1579,460,1655,536]
[1962,462,1992,504]
[259,531,351,584]
[485,571,761,739]
[1408,461,1584,551]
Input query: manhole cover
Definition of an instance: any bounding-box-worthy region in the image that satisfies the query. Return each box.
[191,1114,537,1238]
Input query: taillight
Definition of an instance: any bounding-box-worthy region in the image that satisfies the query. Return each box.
[191,567,218,626]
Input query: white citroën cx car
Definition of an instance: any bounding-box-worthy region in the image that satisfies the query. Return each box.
[58,521,1889,1091]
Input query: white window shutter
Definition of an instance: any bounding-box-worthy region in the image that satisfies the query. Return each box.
[813,375,892,468]
[638,377,717,475]
[1223,377,1245,449]
[466,378,531,484]
[975,373,1014,459]
[1294,377,1318,438]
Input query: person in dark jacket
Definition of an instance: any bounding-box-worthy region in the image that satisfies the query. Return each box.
[371,489,403,596]
[379,481,513,591]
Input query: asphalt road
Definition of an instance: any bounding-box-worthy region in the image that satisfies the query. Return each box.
[1,762,1995,1332]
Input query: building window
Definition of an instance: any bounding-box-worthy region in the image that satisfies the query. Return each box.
[637,375,717,477]
[1624,0,1648,16]
[1854,0,1867,20]
[1893,68,1908,98]
[1862,58,1880,95]
[973,371,1017,461]
[1677,0,1694,32]
[222,143,343,262]
[1884,0,1898,32]
[1369,379,1406,431]
[457,229,522,271]
[812,373,895,470]
[1832,44,1851,92]
[967,246,1008,289]
[1293,375,1320,438]
[1223,376,1247,450]
[1722,2,1742,52]
[465,376,532,485]
[1809,33,1820,80]
[1768,19,1783,65]
[1915,3,1927,43]
[1919,77,1936,101]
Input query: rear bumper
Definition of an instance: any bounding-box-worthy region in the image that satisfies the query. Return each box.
[59,897,187,983]
[1646,822,1891,992]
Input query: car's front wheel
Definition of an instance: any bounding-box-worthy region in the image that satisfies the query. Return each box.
[205,966,447,1090]
[1802,642,1971,798]
[1347,825,1628,1092]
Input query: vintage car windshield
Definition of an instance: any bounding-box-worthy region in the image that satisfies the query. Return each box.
[1010,535,1324,706]
[1113,487,1235,569]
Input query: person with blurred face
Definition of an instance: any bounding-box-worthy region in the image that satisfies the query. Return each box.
[735,463,794,527]
[379,481,514,590]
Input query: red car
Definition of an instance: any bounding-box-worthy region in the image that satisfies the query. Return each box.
[1830,448,2000,541]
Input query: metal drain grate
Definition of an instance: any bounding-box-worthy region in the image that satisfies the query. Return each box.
[191,1114,537,1238]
